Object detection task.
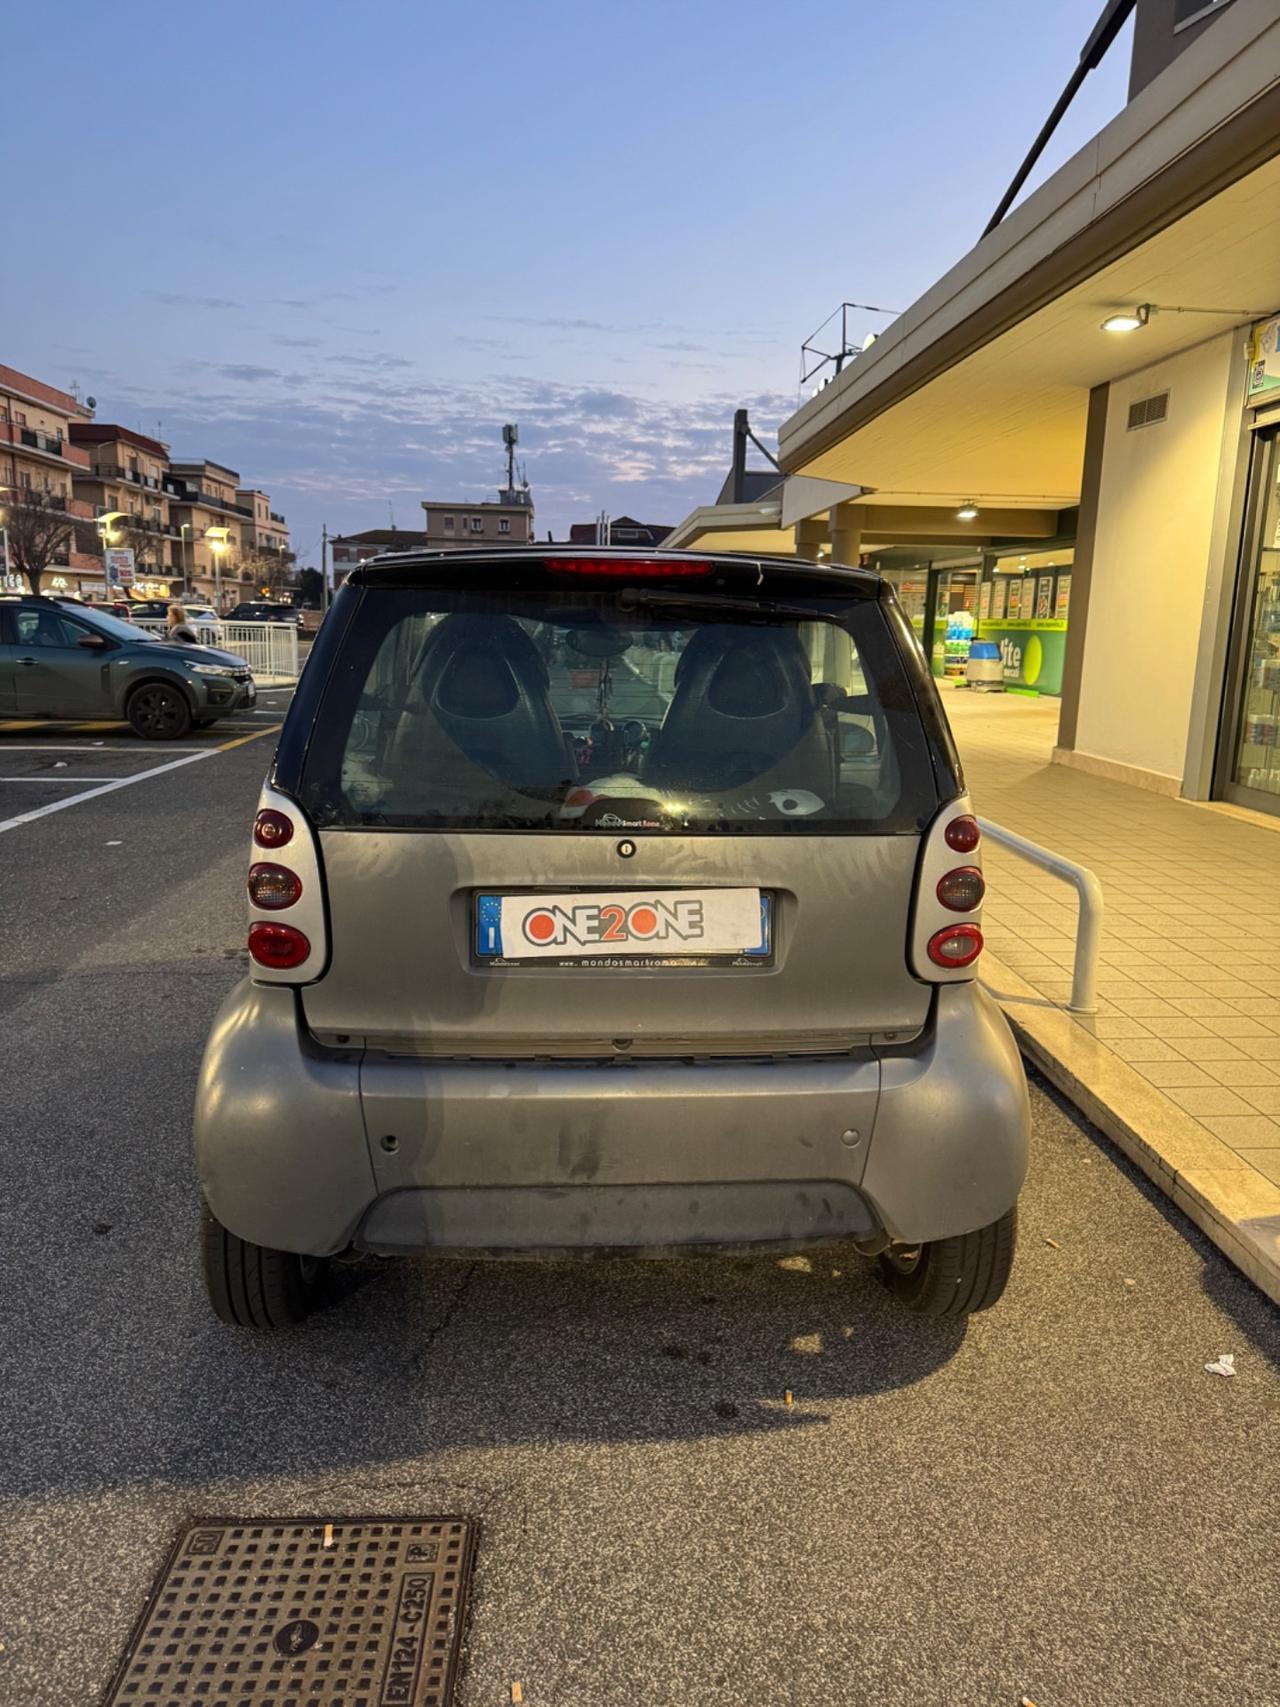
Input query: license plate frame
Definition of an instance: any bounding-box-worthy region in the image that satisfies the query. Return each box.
[474,888,773,968]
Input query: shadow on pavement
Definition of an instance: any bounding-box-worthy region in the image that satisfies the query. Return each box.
[10,1233,966,1502]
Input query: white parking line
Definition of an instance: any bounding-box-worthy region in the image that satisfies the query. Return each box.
[0,777,107,783]
[0,744,211,752]
[0,724,279,837]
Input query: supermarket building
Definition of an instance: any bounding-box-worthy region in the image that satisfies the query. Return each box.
[669,0,1280,817]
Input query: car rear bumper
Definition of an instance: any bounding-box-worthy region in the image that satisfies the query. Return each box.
[194,981,1028,1258]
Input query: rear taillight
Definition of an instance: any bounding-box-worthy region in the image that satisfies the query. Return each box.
[944,815,981,853]
[543,556,713,577]
[912,795,984,982]
[936,866,985,911]
[254,808,294,849]
[247,787,325,983]
[248,922,312,969]
[927,924,984,969]
[248,862,302,909]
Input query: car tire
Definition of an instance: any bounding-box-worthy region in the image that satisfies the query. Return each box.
[880,1206,1016,1316]
[200,1199,330,1329]
[126,681,193,740]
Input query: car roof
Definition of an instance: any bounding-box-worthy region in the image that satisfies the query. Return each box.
[347,545,884,593]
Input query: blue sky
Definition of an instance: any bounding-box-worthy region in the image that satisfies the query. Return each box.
[3,0,1131,564]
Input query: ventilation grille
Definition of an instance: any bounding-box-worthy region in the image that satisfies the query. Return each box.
[1127,392,1169,430]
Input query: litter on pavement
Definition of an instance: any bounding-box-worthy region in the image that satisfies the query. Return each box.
[1204,1353,1237,1377]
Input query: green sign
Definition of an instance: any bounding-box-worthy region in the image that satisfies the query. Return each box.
[976,619,1068,695]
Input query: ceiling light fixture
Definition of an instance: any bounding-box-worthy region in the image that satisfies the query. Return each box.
[1101,301,1276,335]
[1102,304,1151,333]
[956,502,979,521]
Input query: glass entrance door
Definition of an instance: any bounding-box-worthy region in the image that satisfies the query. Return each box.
[928,569,978,679]
[1221,428,1280,812]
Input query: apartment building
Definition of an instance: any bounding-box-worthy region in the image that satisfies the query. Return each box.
[164,459,254,609]
[69,423,177,597]
[566,515,674,547]
[0,362,100,594]
[236,487,293,591]
[421,495,535,548]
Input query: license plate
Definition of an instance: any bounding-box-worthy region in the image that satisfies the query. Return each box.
[475,888,771,964]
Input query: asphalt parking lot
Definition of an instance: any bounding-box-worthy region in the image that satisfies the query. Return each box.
[0,705,1277,1707]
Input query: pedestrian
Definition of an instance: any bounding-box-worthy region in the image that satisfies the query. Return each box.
[166,600,199,644]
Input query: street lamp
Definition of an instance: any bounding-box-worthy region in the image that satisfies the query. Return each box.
[97,510,126,603]
[205,526,230,613]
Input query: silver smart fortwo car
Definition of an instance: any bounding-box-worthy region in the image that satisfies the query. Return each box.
[195,548,1029,1328]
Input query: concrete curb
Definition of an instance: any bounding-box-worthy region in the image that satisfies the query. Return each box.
[981,950,1280,1306]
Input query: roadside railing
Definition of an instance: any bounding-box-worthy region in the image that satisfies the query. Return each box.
[977,819,1104,1015]
[221,621,299,684]
[132,617,300,684]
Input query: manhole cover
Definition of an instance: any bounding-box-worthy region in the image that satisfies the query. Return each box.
[106,1516,475,1706]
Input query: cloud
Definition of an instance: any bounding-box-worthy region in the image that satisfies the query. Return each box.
[150,292,243,311]
[212,363,287,383]
[571,389,639,420]
[322,353,415,371]
[87,362,790,559]
[277,336,322,349]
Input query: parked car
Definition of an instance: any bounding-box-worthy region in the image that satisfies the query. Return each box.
[0,597,255,736]
[195,547,1029,1329]
[227,600,303,627]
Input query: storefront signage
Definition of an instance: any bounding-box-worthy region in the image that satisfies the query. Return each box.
[1247,316,1280,401]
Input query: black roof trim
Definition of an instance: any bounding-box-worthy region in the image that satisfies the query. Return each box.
[349,544,883,594]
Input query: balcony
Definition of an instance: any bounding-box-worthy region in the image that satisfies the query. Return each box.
[0,422,90,468]
[270,510,286,524]
[2,485,73,513]
[92,464,163,489]
[22,426,62,455]
[164,484,253,519]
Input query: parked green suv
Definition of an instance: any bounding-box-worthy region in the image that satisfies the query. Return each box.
[0,597,255,737]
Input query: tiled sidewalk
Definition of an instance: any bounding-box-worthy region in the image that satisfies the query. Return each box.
[944,689,1280,1298]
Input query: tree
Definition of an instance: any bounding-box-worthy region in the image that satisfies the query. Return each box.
[2,486,72,594]
[297,566,324,608]
[243,548,297,600]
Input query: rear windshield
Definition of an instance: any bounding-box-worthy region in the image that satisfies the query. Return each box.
[297,582,940,834]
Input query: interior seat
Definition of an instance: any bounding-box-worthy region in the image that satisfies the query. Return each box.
[642,625,836,799]
[386,614,576,800]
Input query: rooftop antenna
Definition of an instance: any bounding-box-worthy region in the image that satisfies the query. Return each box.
[502,422,518,500]
[388,499,396,530]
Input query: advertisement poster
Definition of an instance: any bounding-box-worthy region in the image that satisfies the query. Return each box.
[1248,316,1280,401]
[1036,576,1053,620]
[989,578,1008,620]
[978,579,992,620]
[1055,573,1072,621]
[1007,578,1023,620]
[105,547,136,587]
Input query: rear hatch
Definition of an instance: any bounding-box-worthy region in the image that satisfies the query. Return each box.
[288,552,954,1056]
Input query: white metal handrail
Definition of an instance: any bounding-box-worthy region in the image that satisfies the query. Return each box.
[977,818,1104,1015]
